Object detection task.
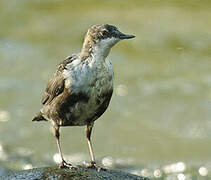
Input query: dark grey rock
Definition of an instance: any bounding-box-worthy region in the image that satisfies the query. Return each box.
[0,166,150,180]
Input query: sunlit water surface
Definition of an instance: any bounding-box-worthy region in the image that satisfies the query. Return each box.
[0,0,211,179]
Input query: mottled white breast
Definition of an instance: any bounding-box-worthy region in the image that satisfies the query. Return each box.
[63,56,113,91]
[62,56,114,126]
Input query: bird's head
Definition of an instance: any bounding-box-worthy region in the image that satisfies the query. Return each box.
[80,24,135,60]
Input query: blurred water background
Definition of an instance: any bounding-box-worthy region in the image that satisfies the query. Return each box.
[0,0,211,179]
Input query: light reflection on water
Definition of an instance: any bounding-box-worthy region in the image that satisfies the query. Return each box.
[1,0,211,179]
[0,143,210,179]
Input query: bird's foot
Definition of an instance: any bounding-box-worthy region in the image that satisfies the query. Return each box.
[83,161,106,172]
[59,160,77,169]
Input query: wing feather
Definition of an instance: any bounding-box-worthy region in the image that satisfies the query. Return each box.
[41,73,65,105]
[41,55,77,105]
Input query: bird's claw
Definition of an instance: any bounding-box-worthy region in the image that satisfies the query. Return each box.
[84,161,106,172]
[59,160,77,169]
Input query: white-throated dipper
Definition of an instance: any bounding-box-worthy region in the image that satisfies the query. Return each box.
[33,24,135,169]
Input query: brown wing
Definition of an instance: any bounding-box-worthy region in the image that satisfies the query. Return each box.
[41,72,65,105]
[41,55,77,105]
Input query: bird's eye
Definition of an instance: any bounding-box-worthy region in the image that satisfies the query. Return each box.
[102,30,109,37]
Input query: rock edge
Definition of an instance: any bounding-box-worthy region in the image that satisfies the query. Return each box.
[0,166,150,180]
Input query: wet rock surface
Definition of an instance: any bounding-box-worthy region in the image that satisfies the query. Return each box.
[0,166,150,180]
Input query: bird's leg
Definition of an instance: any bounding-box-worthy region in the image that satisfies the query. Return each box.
[84,123,106,171]
[53,124,75,169]
[86,123,95,164]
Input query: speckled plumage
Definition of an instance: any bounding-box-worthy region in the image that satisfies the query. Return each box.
[33,24,135,169]
[40,53,114,127]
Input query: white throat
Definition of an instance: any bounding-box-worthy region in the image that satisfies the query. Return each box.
[92,37,119,60]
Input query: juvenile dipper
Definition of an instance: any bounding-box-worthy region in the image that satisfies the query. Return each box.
[33,24,135,169]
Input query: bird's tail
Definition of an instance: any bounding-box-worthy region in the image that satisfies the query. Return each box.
[32,111,47,122]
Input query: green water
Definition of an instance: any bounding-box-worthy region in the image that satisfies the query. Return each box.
[0,0,211,179]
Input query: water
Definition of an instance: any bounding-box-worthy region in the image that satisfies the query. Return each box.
[0,0,211,179]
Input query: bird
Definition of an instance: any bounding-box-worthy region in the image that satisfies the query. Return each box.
[32,24,135,169]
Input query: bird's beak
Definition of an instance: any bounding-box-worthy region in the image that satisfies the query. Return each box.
[119,32,135,39]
